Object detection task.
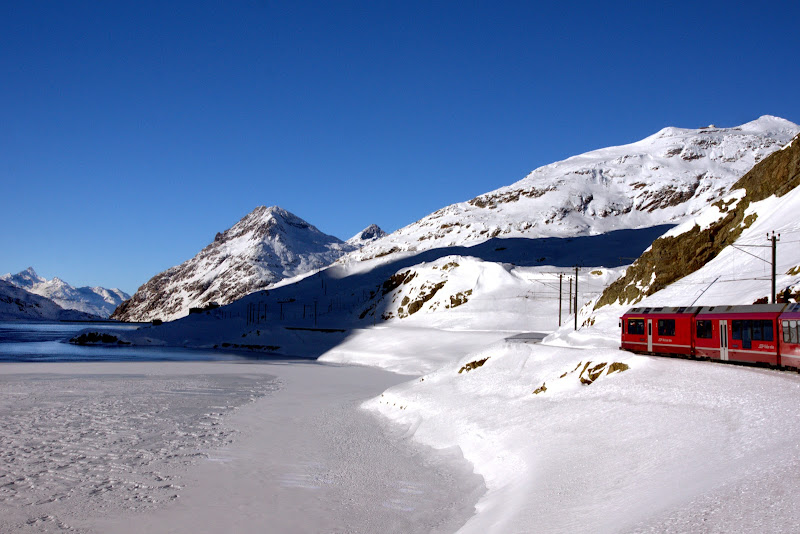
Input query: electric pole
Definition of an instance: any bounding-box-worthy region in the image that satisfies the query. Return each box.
[558,273,563,327]
[574,266,579,331]
[568,277,572,314]
[769,232,780,303]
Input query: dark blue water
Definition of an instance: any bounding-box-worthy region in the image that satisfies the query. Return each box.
[0,322,273,363]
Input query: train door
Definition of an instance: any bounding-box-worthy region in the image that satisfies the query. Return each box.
[647,319,653,352]
[719,320,729,361]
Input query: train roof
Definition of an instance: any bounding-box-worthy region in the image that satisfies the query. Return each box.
[696,304,788,315]
[779,302,800,314]
[622,306,703,315]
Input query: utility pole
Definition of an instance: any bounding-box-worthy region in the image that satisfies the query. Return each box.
[558,273,563,327]
[574,266,579,331]
[769,231,780,303]
[568,278,572,314]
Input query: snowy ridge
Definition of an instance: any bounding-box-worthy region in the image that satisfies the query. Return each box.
[112,206,359,322]
[1,267,129,318]
[345,116,799,262]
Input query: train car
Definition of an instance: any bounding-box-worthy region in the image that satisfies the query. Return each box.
[693,304,785,366]
[778,303,800,369]
[620,306,701,356]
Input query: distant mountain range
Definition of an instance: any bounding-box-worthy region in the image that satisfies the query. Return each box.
[1,267,129,319]
[112,206,386,322]
[0,279,99,321]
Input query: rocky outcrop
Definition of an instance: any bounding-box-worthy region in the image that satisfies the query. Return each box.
[346,224,387,247]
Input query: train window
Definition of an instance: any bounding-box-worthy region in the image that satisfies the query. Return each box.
[792,321,799,344]
[627,319,645,335]
[784,320,791,343]
[657,319,675,336]
[761,320,774,342]
[732,320,742,340]
[753,321,763,341]
[696,320,712,339]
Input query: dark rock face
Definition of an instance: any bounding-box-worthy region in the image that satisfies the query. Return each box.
[596,133,800,308]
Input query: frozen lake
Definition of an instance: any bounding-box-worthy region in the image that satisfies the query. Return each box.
[0,321,291,362]
[0,323,483,533]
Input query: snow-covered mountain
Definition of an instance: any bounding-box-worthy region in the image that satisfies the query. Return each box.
[346,224,387,247]
[0,280,98,321]
[345,116,799,262]
[1,267,129,318]
[112,206,359,323]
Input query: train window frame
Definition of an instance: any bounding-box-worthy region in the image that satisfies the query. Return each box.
[657,319,676,336]
[696,320,712,339]
[784,320,791,343]
[627,318,645,336]
[791,320,799,344]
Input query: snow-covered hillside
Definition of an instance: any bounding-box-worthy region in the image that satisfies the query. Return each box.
[358,132,800,533]
[1,267,128,318]
[0,280,98,321]
[346,116,799,262]
[112,206,360,323]
[77,223,670,372]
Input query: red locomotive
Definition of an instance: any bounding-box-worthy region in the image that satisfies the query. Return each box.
[621,303,800,370]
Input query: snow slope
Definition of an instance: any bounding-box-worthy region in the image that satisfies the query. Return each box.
[345,116,798,262]
[1,267,128,318]
[89,224,667,370]
[112,206,359,323]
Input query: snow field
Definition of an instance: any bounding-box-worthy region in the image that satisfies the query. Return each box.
[365,339,800,533]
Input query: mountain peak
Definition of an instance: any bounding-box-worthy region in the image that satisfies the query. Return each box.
[114,206,359,322]
[347,224,388,247]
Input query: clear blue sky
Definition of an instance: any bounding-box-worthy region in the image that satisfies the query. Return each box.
[2,1,799,294]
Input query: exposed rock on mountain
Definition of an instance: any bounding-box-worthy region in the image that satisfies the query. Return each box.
[0,280,98,321]
[1,267,129,318]
[112,206,357,322]
[343,116,799,263]
[346,224,387,247]
[595,131,800,308]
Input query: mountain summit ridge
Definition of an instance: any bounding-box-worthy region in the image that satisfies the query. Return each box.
[344,116,800,262]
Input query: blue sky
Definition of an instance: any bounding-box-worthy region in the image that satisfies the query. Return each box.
[2,1,799,294]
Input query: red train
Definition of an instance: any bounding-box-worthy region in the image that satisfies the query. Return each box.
[620,303,800,370]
